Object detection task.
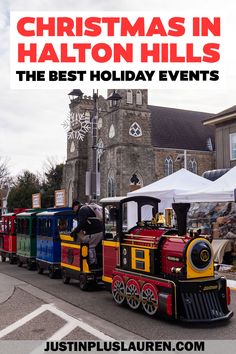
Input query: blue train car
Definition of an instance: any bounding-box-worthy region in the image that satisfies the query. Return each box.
[36,208,74,278]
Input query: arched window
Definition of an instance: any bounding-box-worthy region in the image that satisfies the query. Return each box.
[97,117,103,130]
[188,158,197,174]
[136,90,142,105]
[107,170,116,197]
[164,156,173,176]
[109,124,115,138]
[97,138,104,161]
[107,177,116,197]
[127,89,133,104]
[129,172,143,187]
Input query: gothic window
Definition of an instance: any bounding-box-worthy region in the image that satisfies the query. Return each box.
[109,124,115,138]
[107,177,116,197]
[97,118,103,130]
[130,172,143,187]
[127,89,133,104]
[70,141,75,153]
[129,122,142,137]
[164,156,173,176]
[84,111,90,122]
[97,138,104,161]
[188,158,198,174]
[136,90,142,105]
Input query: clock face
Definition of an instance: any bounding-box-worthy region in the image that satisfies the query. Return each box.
[97,118,103,130]
[70,141,75,153]
[109,124,115,138]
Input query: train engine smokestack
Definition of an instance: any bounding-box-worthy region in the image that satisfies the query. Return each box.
[172,203,190,236]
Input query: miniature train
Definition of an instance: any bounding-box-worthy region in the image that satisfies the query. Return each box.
[0,195,233,323]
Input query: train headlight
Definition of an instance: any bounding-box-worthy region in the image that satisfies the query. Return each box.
[190,240,212,271]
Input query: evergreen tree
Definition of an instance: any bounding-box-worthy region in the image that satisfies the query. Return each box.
[7,170,41,210]
[41,163,64,208]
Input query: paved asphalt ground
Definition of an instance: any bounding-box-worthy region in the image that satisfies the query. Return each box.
[0,261,236,344]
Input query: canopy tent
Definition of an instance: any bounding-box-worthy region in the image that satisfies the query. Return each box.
[175,166,236,203]
[126,169,212,227]
[127,168,212,211]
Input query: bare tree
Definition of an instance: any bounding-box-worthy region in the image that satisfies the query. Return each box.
[0,157,11,188]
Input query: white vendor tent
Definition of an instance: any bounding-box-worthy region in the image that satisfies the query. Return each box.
[175,166,236,203]
[126,169,212,227]
[127,168,212,210]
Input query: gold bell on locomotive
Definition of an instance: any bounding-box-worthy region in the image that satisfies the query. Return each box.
[165,208,173,227]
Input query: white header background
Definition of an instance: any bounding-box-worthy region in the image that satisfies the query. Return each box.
[0,0,236,175]
[10,11,224,89]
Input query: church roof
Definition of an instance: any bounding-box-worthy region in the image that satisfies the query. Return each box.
[149,105,215,151]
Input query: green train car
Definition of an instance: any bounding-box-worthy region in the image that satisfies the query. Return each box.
[16,209,42,269]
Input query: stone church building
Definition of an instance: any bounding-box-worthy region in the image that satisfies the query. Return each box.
[63,89,215,205]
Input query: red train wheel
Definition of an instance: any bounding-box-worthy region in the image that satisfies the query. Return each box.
[112,275,125,305]
[141,283,158,315]
[126,279,141,310]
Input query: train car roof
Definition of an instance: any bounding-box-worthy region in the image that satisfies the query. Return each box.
[17,211,38,216]
[37,210,74,216]
[99,196,126,204]
[2,213,15,217]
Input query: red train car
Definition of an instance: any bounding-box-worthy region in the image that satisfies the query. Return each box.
[0,209,24,263]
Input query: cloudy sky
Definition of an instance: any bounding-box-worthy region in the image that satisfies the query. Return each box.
[0,0,236,176]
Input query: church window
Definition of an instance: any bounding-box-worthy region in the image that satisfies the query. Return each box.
[129,122,142,137]
[97,138,104,161]
[127,89,133,104]
[109,124,115,138]
[164,156,173,176]
[107,177,116,197]
[188,158,198,174]
[70,141,75,153]
[97,118,103,130]
[136,90,142,105]
[84,110,90,122]
[130,172,143,187]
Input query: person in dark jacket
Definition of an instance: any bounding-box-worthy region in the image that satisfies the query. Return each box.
[70,200,103,267]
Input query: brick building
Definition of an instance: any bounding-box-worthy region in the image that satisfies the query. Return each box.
[63,89,215,205]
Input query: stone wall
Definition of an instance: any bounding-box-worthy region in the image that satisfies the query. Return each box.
[154,148,215,180]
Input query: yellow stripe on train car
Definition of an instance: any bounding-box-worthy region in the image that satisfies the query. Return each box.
[102,240,120,248]
[60,234,75,242]
[102,275,112,283]
[61,242,81,249]
[61,262,81,271]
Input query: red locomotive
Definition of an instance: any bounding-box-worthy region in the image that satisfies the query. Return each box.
[60,195,233,322]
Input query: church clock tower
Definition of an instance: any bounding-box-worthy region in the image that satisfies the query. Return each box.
[63,89,155,203]
[99,89,155,198]
[63,90,94,205]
